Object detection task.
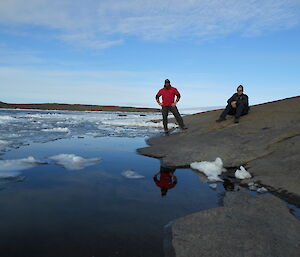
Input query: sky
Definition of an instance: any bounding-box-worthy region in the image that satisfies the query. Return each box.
[0,0,300,108]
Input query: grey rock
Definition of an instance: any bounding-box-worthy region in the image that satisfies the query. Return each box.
[165,192,300,257]
[138,97,300,197]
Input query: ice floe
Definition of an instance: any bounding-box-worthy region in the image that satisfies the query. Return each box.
[42,127,70,132]
[48,154,101,170]
[190,157,226,182]
[121,169,145,179]
[0,109,168,152]
[235,166,252,179]
[0,139,10,150]
[0,115,16,123]
[102,119,177,129]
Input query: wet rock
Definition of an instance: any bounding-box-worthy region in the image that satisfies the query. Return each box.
[165,192,300,257]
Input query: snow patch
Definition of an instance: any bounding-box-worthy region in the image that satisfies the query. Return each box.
[235,166,251,179]
[190,157,226,182]
[121,169,145,179]
[48,154,101,170]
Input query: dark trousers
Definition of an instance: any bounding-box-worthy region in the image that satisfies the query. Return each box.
[162,106,185,131]
[220,103,249,119]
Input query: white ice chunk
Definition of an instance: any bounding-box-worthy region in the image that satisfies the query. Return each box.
[0,156,42,173]
[0,139,9,147]
[209,183,217,189]
[257,187,268,193]
[235,166,252,179]
[102,119,177,129]
[248,182,258,191]
[121,169,145,179]
[0,115,16,123]
[190,157,226,182]
[42,127,70,132]
[48,154,101,170]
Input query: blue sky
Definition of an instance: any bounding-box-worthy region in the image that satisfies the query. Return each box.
[0,0,300,108]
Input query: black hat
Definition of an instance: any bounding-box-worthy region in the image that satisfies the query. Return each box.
[165,79,170,84]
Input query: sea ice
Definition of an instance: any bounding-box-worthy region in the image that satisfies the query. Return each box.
[42,127,70,132]
[0,139,10,150]
[0,115,16,123]
[235,166,252,179]
[0,109,167,153]
[190,157,226,182]
[48,154,101,170]
[102,119,177,129]
[121,169,145,179]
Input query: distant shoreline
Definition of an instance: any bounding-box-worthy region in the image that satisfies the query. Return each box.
[0,102,160,113]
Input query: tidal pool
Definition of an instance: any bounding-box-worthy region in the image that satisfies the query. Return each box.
[0,136,228,257]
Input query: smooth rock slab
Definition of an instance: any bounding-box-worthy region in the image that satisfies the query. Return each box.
[138,97,300,197]
[165,192,300,257]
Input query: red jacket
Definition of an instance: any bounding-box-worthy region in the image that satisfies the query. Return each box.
[153,172,177,189]
[156,87,180,106]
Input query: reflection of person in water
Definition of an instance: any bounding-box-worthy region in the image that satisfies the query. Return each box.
[153,166,177,197]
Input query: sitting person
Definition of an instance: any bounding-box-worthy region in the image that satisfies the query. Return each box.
[216,85,249,123]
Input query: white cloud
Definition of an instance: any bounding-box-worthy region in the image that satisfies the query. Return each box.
[0,0,299,48]
[48,154,101,170]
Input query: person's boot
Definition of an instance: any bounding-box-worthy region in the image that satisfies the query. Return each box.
[234,117,239,123]
[216,117,226,122]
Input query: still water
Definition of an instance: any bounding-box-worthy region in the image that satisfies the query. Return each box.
[0,136,226,257]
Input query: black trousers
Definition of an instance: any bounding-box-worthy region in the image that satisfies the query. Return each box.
[220,103,249,119]
[162,106,185,131]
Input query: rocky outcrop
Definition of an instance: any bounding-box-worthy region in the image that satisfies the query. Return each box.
[164,192,300,257]
[138,96,300,198]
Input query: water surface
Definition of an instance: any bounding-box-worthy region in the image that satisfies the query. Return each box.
[0,136,225,257]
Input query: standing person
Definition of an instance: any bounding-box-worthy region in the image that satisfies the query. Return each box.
[216,85,249,123]
[156,79,187,133]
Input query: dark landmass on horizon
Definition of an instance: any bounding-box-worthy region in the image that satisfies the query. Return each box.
[0,101,160,113]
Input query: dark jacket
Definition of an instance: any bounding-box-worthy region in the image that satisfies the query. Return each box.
[227,93,249,107]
